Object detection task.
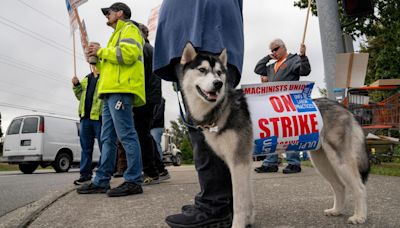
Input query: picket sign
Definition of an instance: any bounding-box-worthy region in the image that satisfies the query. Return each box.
[241,81,323,156]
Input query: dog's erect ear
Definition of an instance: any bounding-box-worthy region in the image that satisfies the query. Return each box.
[180,42,197,65]
[219,48,228,68]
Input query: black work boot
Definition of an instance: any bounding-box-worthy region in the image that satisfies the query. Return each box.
[254,165,278,173]
[76,183,109,194]
[107,182,143,197]
[165,206,232,228]
[282,164,302,174]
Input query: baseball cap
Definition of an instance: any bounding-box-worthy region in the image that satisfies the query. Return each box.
[101,2,131,19]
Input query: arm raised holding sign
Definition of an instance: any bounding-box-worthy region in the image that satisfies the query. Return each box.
[254,39,311,82]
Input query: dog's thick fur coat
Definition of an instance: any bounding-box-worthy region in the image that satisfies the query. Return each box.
[178,43,370,227]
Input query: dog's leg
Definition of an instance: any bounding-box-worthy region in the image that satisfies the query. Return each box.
[309,149,346,216]
[334,162,367,224]
[226,158,254,228]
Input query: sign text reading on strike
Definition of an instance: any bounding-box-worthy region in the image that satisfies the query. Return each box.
[258,114,318,138]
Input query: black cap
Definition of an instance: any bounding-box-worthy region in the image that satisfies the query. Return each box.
[101,2,131,19]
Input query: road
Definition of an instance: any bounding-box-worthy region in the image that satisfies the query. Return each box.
[0,169,79,217]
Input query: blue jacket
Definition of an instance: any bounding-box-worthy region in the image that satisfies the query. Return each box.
[153,0,244,86]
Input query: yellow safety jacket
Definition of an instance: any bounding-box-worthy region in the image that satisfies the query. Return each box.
[96,20,146,107]
[73,74,103,120]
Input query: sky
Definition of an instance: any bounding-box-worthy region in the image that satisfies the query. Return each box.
[0,0,353,133]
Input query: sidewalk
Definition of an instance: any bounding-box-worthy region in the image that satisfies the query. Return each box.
[1,162,399,227]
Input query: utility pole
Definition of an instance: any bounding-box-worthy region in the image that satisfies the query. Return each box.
[315,0,345,100]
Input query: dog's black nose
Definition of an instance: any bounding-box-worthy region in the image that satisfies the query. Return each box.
[213,80,223,90]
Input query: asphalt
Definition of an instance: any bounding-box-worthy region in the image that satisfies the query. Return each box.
[1,162,399,228]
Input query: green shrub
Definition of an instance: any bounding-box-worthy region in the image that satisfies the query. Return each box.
[180,135,193,164]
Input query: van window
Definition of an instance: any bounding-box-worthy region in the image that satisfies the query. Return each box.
[7,119,22,135]
[22,117,39,134]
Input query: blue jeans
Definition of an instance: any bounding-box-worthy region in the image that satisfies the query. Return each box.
[79,118,102,178]
[93,94,143,187]
[150,127,164,159]
[263,151,301,166]
[302,151,309,160]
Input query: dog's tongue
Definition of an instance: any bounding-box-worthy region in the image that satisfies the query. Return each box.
[206,92,218,100]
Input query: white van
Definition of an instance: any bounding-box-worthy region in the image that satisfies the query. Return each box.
[1,115,100,174]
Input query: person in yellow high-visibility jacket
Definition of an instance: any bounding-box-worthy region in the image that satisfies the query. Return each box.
[76,2,145,197]
[72,67,102,186]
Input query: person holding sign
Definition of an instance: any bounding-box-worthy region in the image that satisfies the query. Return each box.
[71,67,102,185]
[76,2,145,197]
[254,38,311,174]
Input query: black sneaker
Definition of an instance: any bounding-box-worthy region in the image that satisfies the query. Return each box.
[254,165,278,173]
[143,175,160,185]
[282,164,301,174]
[107,182,143,197]
[159,170,171,181]
[73,176,92,185]
[76,183,109,194]
[165,207,232,228]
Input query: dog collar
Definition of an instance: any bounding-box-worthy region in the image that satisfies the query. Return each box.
[197,123,219,133]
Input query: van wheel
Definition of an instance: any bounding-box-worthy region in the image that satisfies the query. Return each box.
[19,163,39,174]
[172,153,182,166]
[53,153,72,173]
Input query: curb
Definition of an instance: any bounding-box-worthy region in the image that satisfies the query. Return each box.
[0,186,77,228]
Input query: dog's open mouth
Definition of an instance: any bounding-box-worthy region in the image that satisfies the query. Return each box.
[196,86,219,102]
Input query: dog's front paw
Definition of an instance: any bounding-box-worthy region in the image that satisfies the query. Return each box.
[347,215,367,224]
[324,208,342,216]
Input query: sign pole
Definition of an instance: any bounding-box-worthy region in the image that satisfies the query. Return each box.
[301,0,312,44]
[73,31,77,76]
[72,5,91,72]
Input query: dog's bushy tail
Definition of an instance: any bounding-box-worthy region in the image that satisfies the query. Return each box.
[359,142,371,184]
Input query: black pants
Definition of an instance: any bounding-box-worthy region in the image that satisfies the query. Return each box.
[174,62,239,215]
[133,103,159,177]
[115,112,165,175]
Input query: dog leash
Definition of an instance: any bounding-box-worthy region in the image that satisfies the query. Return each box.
[175,89,204,132]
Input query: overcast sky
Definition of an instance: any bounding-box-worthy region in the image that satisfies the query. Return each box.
[0,0,354,132]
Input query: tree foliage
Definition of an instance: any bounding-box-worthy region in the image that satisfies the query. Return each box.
[294,0,400,84]
[180,134,193,164]
[169,118,188,146]
[169,117,193,163]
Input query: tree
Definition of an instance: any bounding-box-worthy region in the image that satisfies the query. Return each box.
[169,117,193,163]
[169,118,188,146]
[294,0,400,84]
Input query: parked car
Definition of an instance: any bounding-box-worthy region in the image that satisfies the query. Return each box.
[0,115,100,174]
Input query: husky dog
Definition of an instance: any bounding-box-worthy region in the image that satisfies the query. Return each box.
[179,43,254,228]
[310,98,370,224]
[178,42,370,227]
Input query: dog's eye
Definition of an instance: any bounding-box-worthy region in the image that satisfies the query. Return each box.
[198,68,206,73]
[216,70,222,76]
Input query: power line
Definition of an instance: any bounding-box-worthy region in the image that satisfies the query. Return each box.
[0,54,73,82]
[0,78,73,104]
[16,0,69,29]
[0,89,76,111]
[0,102,75,118]
[0,60,70,86]
[0,77,76,109]
[0,16,85,61]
